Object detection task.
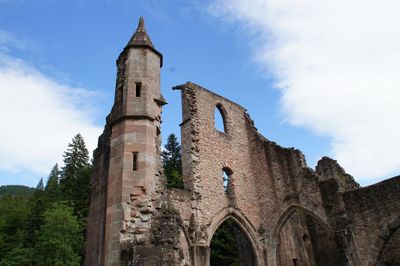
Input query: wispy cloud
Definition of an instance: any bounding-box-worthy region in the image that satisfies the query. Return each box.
[0,30,102,180]
[0,29,39,53]
[209,0,400,183]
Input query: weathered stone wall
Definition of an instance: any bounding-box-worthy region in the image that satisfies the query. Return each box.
[342,176,400,265]
[173,82,344,266]
[177,82,265,232]
[85,125,111,266]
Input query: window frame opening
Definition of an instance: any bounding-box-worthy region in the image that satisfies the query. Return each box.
[214,103,227,133]
[222,167,233,194]
[132,152,138,171]
[135,82,142,97]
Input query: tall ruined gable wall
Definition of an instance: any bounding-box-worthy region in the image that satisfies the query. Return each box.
[178,82,266,236]
[175,82,333,263]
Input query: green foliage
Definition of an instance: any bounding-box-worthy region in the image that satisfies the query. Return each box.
[34,202,83,266]
[0,195,31,261]
[60,134,91,220]
[0,244,33,266]
[73,165,91,222]
[26,178,46,247]
[210,219,241,266]
[0,133,92,265]
[61,134,89,180]
[162,133,184,189]
[0,185,35,198]
[45,164,60,203]
[60,134,89,206]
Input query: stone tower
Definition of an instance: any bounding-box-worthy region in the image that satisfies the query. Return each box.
[85,17,168,265]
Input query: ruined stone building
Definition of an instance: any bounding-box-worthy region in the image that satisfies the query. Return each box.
[84,17,400,266]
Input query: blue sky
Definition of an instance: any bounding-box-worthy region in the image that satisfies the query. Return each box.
[1,0,399,187]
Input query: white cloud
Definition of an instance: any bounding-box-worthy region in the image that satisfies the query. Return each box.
[0,52,102,178]
[210,0,400,183]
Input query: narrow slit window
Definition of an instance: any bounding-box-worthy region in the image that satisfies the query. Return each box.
[132,152,138,171]
[222,167,233,193]
[135,82,141,97]
[223,171,229,192]
[119,86,123,104]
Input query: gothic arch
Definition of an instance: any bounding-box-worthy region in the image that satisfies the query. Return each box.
[207,207,263,266]
[271,204,333,244]
[270,204,341,266]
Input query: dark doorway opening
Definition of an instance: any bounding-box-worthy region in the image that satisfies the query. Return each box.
[210,219,256,266]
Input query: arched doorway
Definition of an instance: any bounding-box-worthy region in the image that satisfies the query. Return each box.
[210,218,257,266]
[275,208,341,266]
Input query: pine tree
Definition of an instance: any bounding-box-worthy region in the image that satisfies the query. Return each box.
[62,134,89,178]
[60,134,90,216]
[59,134,92,264]
[36,178,44,191]
[45,164,60,204]
[33,202,83,266]
[161,133,184,189]
[60,134,89,201]
[74,165,91,221]
[26,178,46,247]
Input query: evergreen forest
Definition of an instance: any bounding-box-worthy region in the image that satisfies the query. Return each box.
[0,134,90,266]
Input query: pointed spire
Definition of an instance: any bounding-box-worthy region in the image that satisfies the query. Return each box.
[123,17,163,67]
[126,16,154,48]
[137,17,145,32]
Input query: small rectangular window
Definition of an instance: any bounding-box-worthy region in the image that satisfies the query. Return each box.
[135,82,141,97]
[119,87,123,103]
[132,152,138,171]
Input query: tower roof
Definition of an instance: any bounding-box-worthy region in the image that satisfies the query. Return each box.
[126,17,155,48]
[124,17,163,67]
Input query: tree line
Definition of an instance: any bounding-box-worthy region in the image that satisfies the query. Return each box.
[0,134,91,266]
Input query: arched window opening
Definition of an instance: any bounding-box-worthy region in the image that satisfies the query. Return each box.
[214,104,227,133]
[210,218,256,266]
[222,167,233,194]
[276,209,341,266]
